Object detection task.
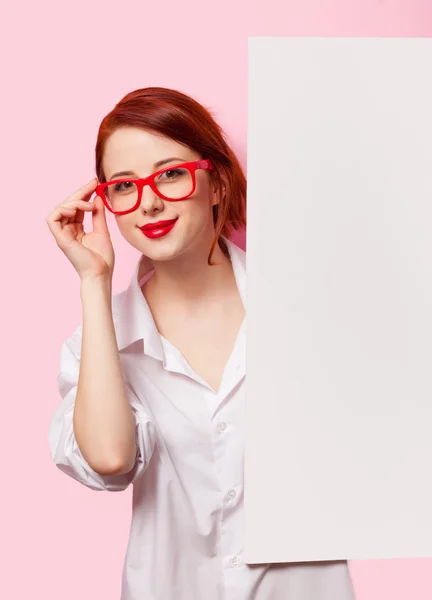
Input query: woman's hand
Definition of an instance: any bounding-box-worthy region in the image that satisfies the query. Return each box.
[46,178,115,281]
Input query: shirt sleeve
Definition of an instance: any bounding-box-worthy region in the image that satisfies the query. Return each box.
[48,325,156,492]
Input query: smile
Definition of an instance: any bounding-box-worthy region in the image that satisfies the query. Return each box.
[138,217,178,239]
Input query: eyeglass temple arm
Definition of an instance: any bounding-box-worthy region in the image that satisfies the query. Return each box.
[196,159,213,170]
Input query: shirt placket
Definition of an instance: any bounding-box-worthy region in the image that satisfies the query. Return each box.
[160,322,246,600]
[206,331,246,600]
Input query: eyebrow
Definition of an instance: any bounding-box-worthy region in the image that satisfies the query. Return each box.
[108,157,188,181]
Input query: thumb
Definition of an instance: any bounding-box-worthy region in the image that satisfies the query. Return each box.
[92,195,110,235]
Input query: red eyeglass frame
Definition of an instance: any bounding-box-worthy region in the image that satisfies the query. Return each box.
[95,159,214,215]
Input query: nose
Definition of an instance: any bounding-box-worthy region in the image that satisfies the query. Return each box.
[138,183,164,215]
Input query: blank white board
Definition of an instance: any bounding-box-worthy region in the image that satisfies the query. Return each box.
[244,37,432,563]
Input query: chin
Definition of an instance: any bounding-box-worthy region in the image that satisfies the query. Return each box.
[138,235,188,263]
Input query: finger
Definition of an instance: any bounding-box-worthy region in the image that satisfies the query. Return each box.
[75,203,86,225]
[60,211,79,227]
[47,218,63,240]
[92,195,110,235]
[66,180,97,224]
[61,200,87,225]
[61,199,93,226]
[59,206,78,225]
[48,202,94,222]
[68,177,98,203]
[46,206,75,235]
[47,202,95,231]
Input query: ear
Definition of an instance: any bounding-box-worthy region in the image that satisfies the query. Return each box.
[211,181,226,207]
[211,188,220,207]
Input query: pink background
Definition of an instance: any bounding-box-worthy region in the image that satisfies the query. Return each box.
[2,0,431,598]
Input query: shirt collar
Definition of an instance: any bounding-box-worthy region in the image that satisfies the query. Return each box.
[115,237,246,357]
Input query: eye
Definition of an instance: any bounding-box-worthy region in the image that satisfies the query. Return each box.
[113,181,134,192]
[157,168,187,181]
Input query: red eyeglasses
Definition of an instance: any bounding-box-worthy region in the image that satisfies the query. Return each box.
[95,159,213,215]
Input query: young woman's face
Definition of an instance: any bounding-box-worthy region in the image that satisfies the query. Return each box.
[101,126,219,262]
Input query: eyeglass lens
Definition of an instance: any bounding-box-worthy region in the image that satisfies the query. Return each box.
[104,167,193,211]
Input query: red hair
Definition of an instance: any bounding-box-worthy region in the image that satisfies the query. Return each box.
[95,87,246,264]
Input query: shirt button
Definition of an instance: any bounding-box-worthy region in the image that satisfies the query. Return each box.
[218,422,227,432]
[231,556,240,566]
[228,489,236,499]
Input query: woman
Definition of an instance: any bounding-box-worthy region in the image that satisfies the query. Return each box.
[46,87,356,600]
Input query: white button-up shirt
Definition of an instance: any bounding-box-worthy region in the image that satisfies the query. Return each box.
[48,238,356,600]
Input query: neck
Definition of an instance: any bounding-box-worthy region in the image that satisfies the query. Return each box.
[144,236,234,305]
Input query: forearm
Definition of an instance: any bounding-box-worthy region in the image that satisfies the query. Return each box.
[73,276,137,476]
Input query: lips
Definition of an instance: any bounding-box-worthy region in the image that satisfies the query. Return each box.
[138,217,178,239]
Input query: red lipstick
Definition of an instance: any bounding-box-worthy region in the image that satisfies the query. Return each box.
[138,218,178,239]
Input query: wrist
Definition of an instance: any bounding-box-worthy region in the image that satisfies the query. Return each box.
[80,275,112,299]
